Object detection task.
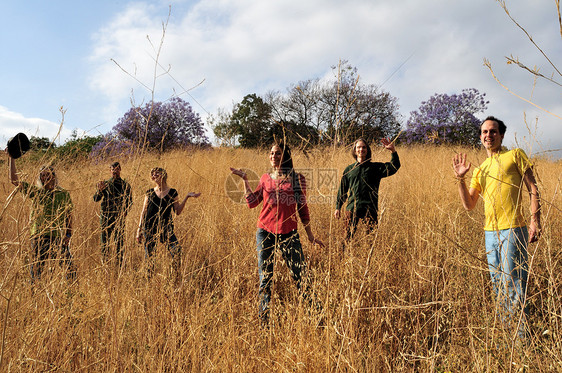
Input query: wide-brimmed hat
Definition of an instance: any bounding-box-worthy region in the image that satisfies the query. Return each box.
[7,133,30,159]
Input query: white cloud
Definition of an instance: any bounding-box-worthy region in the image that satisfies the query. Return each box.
[87,0,561,156]
[0,106,73,147]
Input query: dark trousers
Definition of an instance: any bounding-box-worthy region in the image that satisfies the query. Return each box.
[100,216,125,266]
[144,229,181,282]
[345,207,378,239]
[31,235,75,281]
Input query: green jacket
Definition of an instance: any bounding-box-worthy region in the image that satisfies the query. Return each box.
[336,152,401,216]
[20,182,72,238]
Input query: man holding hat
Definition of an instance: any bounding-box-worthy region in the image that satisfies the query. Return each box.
[7,152,75,281]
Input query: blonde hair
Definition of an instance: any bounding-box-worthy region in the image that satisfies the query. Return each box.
[150,167,168,182]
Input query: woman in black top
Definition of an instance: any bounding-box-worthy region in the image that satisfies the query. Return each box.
[136,167,200,281]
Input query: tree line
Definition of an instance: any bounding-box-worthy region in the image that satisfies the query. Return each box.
[210,62,403,148]
[211,61,487,148]
[29,60,488,159]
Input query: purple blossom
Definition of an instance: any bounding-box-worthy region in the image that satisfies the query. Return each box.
[403,88,489,146]
[91,97,210,158]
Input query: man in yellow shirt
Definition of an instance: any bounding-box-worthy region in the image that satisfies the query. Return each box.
[452,116,541,339]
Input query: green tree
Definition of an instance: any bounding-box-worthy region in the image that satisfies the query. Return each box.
[57,134,104,160]
[233,94,274,147]
[29,136,54,151]
[209,108,237,147]
[213,94,275,148]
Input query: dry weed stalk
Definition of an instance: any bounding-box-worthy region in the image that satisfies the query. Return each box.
[0,146,560,370]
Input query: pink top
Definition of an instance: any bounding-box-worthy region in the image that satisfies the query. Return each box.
[246,173,311,234]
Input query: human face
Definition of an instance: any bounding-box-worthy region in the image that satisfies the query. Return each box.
[355,140,368,162]
[40,170,56,190]
[269,145,282,169]
[111,165,121,178]
[480,120,504,154]
[151,170,164,184]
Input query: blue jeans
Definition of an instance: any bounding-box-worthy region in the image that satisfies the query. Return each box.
[256,228,312,322]
[485,227,529,338]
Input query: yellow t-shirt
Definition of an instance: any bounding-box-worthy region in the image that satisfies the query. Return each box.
[470,148,532,231]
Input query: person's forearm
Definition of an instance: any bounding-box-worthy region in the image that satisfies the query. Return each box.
[176,195,189,215]
[242,178,253,195]
[457,178,476,210]
[8,157,18,186]
[66,215,73,237]
[304,223,314,241]
[137,211,145,230]
[530,188,541,227]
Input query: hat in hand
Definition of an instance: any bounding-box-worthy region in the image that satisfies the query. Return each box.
[7,133,30,159]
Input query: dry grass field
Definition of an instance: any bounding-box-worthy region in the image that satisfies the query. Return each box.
[0,145,560,372]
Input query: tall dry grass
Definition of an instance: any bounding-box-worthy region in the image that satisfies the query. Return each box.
[0,145,560,371]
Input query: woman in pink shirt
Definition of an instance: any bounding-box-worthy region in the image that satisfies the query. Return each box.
[230,142,324,325]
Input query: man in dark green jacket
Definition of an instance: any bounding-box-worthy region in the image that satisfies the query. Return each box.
[334,138,400,238]
[93,162,132,266]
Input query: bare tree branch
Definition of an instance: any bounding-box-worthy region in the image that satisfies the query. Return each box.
[505,55,562,87]
[496,0,562,77]
[484,58,562,120]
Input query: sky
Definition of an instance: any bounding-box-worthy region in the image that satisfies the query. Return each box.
[1,0,561,158]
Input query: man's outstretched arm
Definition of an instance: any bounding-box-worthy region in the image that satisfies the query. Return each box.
[523,168,541,243]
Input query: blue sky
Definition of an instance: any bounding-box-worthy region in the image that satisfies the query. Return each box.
[1,0,561,158]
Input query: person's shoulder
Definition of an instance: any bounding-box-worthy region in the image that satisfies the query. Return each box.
[498,147,527,162]
[18,181,34,194]
[19,180,31,189]
[293,172,307,185]
[343,162,357,172]
[259,173,270,182]
[54,187,72,201]
[510,147,528,157]
[509,148,532,170]
[477,155,491,169]
[170,188,178,196]
[55,186,69,193]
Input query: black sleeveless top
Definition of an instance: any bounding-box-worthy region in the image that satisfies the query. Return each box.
[144,188,178,235]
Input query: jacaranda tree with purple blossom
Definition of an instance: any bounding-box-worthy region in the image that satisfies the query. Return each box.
[91,97,209,158]
[403,88,489,146]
